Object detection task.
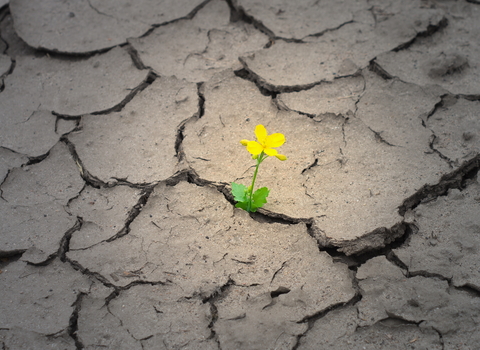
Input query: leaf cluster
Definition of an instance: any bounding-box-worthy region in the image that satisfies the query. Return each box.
[231,182,269,213]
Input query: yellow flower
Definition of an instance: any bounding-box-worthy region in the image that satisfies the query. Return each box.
[240,124,287,161]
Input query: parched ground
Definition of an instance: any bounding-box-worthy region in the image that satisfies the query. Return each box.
[1,0,480,349]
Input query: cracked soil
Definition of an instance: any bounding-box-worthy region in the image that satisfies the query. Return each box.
[1,0,480,349]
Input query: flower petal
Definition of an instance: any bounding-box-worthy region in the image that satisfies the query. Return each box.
[240,139,249,146]
[255,125,267,145]
[265,133,285,148]
[275,154,287,161]
[246,141,263,155]
[264,148,278,156]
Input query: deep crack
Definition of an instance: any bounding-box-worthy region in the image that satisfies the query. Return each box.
[67,291,86,350]
[368,59,393,80]
[425,94,455,121]
[455,284,480,297]
[202,278,235,349]
[321,223,415,268]
[392,17,448,52]
[125,43,146,70]
[196,82,206,119]
[301,158,319,174]
[0,249,25,261]
[106,186,155,242]
[399,154,480,215]
[55,116,80,134]
[58,219,82,263]
[61,137,105,188]
[234,66,278,96]
[236,58,336,94]
[226,0,275,40]
[174,83,205,162]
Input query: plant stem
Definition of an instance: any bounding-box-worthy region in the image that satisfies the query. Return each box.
[247,152,265,212]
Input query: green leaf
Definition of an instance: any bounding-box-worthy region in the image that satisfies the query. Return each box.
[251,187,269,211]
[231,182,248,202]
[235,201,249,211]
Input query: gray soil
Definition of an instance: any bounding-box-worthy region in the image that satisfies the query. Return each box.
[1,0,479,349]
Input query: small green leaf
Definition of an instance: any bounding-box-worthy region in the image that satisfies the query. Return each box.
[231,182,248,202]
[235,201,249,211]
[251,187,269,211]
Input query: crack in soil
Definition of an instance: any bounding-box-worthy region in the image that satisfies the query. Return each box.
[455,285,480,297]
[66,256,117,289]
[292,292,362,350]
[301,158,319,174]
[392,17,448,52]
[125,42,147,70]
[175,83,205,162]
[55,116,80,135]
[128,0,214,45]
[0,249,25,261]
[367,126,398,147]
[226,0,275,40]
[424,94,478,168]
[273,97,316,119]
[205,297,221,347]
[368,59,393,80]
[66,252,169,301]
[233,67,278,96]
[106,187,154,242]
[399,154,480,215]
[388,250,480,296]
[322,223,416,271]
[0,57,13,83]
[459,93,480,102]
[57,219,82,263]
[86,0,115,19]
[53,71,156,118]
[201,278,235,349]
[406,269,452,283]
[228,0,358,44]
[62,184,154,258]
[327,222,408,256]
[425,94,454,121]
[67,291,86,350]
[61,137,105,188]
[428,134,455,167]
[158,0,214,25]
[303,19,354,40]
[237,58,327,94]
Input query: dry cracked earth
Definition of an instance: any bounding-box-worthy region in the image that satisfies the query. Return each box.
[0,0,480,349]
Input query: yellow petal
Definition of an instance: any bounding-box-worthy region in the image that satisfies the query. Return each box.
[255,125,267,145]
[275,154,287,161]
[265,133,285,148]
[264,148,278,156]
[247,141,263,155]
[240,139,249,146]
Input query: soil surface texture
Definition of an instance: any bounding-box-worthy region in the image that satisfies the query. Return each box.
[1,0,480,349]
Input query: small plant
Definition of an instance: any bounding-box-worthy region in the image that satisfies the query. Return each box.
[231,124,287,212]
